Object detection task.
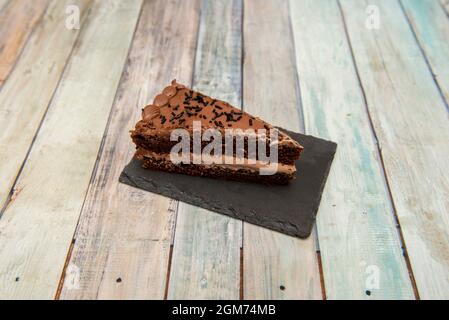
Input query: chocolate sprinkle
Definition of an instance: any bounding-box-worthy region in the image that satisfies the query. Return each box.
[194,94,206,105]
[170,111,184,122]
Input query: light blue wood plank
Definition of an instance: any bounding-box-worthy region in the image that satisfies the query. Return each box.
[167,0,242,299]
[341,0,449,299]
[290,0,414,300]
[401,0,449,108]
[243,0,322,299]
[439,0,449,16]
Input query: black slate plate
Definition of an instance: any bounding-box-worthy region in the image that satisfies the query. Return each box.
[119,129,337,238]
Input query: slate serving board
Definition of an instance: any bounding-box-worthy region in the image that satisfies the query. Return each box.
[119,129,337,238]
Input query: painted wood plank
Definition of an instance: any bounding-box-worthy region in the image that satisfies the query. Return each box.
[340,0,449,299]
[242,0,322,299]
[0,0,142,299]
[289,0,414,300]
[60,0,200,300]
[401,0,449,107]
[0,0,49,85]
[167,0,242,300]
[440,0,449,15]
[0,0,10,12]
[0,0,91,211]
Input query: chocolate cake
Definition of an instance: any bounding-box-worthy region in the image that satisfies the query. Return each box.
[130,80,303,184]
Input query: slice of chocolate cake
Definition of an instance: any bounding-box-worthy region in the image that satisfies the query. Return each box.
[130,80,303,184]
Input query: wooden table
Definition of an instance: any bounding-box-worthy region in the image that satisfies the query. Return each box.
[0,0,448,300]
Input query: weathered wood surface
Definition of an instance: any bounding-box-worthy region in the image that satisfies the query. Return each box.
[167,0,242,300]
[0,0,142,299]
[289,0,414,300]
[341,0,449,299]
[242,0,322,299]
[0,0,91,211]
[0,0,10,12]
[401,0,449,106]
[440,0,449,15]
[0,0,447,300]
[0,0,48,85]
[60,0,201,300]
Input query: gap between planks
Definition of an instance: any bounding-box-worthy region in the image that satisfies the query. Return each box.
[0,0,49,87]
[439,0,449,17]
[0,0,93,219]
[167,0,243,300]
[399,0,449,112]
[58,0,200,299]
[286,0,324,295]
[340,0,449,299]
[290,0,417,299]
[334,0,418,299]
[339,0,427,299]
[54,2,146,299]
[340,9,421,295]
[243,0,322,300]
[0,0,143,299]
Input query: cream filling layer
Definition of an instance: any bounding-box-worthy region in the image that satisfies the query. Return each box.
[138,149,296,174]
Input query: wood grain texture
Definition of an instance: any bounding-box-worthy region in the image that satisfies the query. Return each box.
[60,0,201,300]
[0,0,142,299]
[401,0,449,107]
[243,0,322,299]
[290,0,414,300]
[0,0,10,12]
[440,0,449,15]
[0,0,48,85]
[341,0,449,299]
[0,0,91,212]
[167,0,242,300]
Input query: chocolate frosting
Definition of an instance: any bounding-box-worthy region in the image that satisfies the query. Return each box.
[135,80,302,148]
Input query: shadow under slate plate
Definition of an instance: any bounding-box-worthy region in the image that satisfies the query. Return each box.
[119,129,337,238]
